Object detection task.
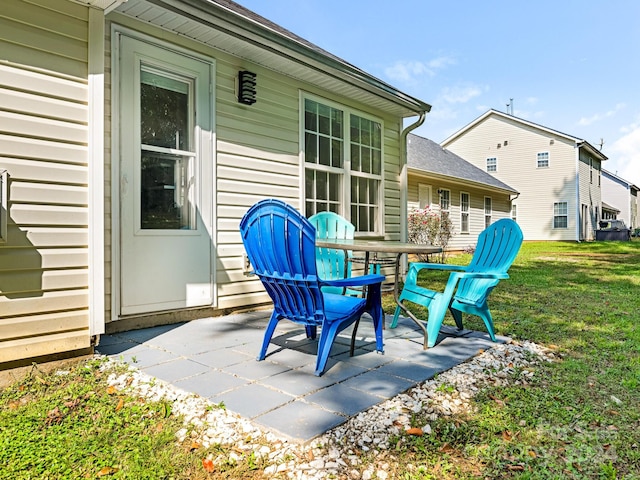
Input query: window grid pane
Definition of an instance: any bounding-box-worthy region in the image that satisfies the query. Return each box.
[351,176,378,232]
[304,99,343,168]
[537,152,549,168]
[461,192,470,233]
[553,201,568,228]
[486,157,497,172]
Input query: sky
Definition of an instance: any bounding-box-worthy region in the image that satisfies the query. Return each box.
[235,0,640,187]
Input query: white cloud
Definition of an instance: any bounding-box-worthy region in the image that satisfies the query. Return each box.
[608,123,640,186]
[578,103,626,126]
[440,84,483,104]
[383,56,456,84]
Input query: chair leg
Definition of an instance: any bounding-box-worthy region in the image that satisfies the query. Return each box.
[315,321,343,376]
[477,307,497,341]
[305,325,317,339]
[257,311,280,361]
[449,307,464,330]
[390,304,402,329]
[425,294,449,348]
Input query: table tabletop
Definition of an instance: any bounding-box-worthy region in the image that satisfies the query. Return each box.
[315,238,442,255]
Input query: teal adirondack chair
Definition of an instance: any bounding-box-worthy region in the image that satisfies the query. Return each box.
[391,218,523,347]
[308,212,356,294]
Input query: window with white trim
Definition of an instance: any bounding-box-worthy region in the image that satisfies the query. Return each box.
[484,196,492,228]
[589,157,593,184]
[511,204,517,222]
[0,169,7,243]
[486,157,497,172]
[439,189,450,212]
[553,201,568,228]
[460,192,470,233]
[537,152,549,168]
[303,96,382,233]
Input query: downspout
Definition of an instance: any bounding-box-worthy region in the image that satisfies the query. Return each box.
[400,112,427,243]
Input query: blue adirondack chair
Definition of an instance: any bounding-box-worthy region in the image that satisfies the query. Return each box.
[240,199,385,376]
[308,212,356,295]
[391,218,523,348]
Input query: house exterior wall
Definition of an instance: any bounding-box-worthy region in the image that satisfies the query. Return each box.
[443,114,579,241]
[407,173,512,251]
[0,0,92,362]
[601,170,635,228]
[104,13,405,321]
[577,150,602,241]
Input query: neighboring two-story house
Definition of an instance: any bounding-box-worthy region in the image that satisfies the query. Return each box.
[0,0,431,366]
[601,169,639,230]
[442,109,607,241]
[406,134,518,250]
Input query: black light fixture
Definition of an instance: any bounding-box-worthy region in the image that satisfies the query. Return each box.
[237,70,256,105]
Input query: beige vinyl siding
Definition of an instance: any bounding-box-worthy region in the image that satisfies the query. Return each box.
[0,0,91,363]
[444,115,578,241]
[578,151,601,240]
[106,14,405,316]
[407,174,512,251]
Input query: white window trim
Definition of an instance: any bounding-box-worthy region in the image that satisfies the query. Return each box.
[537,151,550,168]
[484,196,492,228]
[553,201,569,229]
[300,92,384,236]
[486,157,497,172]
[438,188,451,213]
[511,203,517,222]
[460,191,470,234]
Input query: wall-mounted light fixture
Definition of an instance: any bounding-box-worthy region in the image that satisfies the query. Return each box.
[237,70,256,105]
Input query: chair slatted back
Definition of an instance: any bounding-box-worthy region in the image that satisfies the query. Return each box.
[240,199,325,325]
[456,219,523,306]
[308,212,355,283]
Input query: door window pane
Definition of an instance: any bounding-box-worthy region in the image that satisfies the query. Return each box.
[141,152,193,229]
[140,70,190,150]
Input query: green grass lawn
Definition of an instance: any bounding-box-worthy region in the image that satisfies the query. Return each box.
[381,240,640,479]
[1,241,639,479]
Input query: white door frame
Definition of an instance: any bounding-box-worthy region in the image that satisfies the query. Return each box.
[110,26,216,320]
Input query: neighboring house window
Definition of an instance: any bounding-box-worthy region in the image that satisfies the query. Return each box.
[460,192,470,233]
[554,201,568,228]
[439,189,450,213]
[537,152,549,168]
[0,169,7,243]
[589,157,593,184]
[304,97,382,233]
[484,196,492,228]
[511,204,517,222]
[486,157,497,172]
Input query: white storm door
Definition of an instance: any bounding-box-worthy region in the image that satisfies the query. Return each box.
[119,36,214,315]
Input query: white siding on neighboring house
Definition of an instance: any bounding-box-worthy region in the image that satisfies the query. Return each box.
[105,12,406,320]
[577,150,602,241]
[443,113,579,241]
[0,0,92,362]
[602,169,637,229]
[407,175,512,251]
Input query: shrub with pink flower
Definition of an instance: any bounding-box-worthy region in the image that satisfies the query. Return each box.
[407,206,454,263]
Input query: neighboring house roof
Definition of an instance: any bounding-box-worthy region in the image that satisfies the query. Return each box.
[602,168,639,191]
[442,109,608,162]
[114,0,431,117]
[601,202,621,214]
[407,134,518,195]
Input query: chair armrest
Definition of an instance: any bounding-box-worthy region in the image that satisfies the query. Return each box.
[452,272,509,280]
[409,262,467,272]
[322,273,385,288]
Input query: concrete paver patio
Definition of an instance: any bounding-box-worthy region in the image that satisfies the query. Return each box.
[96,311,505,443]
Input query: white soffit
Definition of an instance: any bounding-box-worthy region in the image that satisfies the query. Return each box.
[112,0,428,117]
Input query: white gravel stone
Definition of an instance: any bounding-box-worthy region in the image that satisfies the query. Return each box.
[98,340,554,479]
